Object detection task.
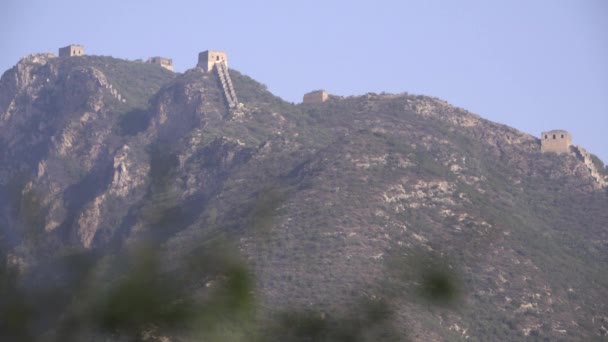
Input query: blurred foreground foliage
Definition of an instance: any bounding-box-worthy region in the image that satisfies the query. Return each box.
[0,173,461,341]
[1,239,255,341]
[2,242,438,341]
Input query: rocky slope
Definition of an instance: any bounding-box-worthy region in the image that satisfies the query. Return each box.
[0,53,607,341]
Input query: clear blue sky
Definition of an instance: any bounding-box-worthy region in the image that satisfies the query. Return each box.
[1,0,607,162]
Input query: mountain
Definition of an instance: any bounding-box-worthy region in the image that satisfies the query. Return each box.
[0,52,607,341]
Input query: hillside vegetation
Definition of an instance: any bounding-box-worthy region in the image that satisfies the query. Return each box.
[0,54,606,341]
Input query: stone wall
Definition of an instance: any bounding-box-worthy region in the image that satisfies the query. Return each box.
[197,50,228,72]
[541,130,572,154]
[303,90,329,104]
[572,145,608,188]
[59,45,85,57]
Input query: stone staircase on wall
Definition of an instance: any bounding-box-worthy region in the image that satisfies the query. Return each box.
[105,83,126,103]
[88,67,126,103]
[572,145,608,188]
[215,61,238,109]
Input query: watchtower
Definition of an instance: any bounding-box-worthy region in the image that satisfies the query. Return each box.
[197,50,228,72]
[59,44,85,57]
[147,57,174,71]
[541,130,572,154]
[303,90,329,104]
[196,50,238,108]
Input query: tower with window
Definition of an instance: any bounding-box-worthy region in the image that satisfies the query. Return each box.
[58,44,85,57]
[540,130,572,153]
[197,50,228,72]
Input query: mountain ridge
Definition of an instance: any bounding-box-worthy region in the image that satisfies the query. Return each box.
[0,52,607,341]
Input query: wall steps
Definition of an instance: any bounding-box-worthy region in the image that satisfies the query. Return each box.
[215,61,238,109]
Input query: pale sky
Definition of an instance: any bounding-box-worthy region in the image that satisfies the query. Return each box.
[1,0,607,162]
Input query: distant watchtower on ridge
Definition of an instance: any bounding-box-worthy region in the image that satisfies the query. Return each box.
[540,130,572,154]
[147,57,174,71]
[197,50,238,109]
[303,90,329,104]
[59,44,85,57]
[197,50,228,73]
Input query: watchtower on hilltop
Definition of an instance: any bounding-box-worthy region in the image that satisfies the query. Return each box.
[197,50,228,72]
[541,130,572,154]
[197,50,238,109]
[147,57,174,71]
[59,44,85,57]
[303,90,329,104]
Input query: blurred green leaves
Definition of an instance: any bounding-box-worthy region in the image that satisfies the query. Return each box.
[0,261,34,342]
[0,167,464,342]
[259,297,401,342]
[385,250,463,308]
[48,241,256,342]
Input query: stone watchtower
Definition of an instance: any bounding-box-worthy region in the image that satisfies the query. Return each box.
[147,57,174,71]
[197,50,228,72]
[197,50,238,108]
[303,90,329,104]
[59,44,85,57]
[541,130,572,154]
